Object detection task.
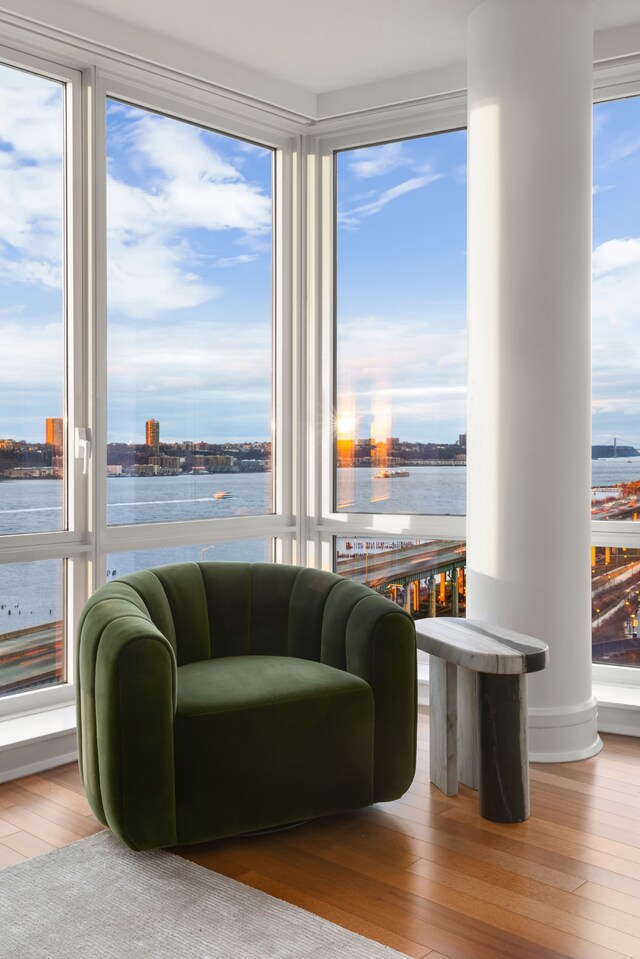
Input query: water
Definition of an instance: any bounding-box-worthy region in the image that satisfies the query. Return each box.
[2,461,639,635]
[336,466,466,515]
[591,458,640,487]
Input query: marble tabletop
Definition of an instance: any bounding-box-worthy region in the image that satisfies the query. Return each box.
[414,617,549,675]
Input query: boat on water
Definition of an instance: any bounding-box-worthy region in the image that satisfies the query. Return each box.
[375,468,410,479]
[212,491,232,499]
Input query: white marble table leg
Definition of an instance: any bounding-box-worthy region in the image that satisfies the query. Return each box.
[457,666,479,790]
[429,655,458,796]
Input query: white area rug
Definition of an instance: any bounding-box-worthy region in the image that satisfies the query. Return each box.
[1,830,407,958]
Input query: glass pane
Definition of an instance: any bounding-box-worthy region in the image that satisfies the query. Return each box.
[592,546,640,667]
[0,559,64,697]
[106,99,273,526]
[0,65,66,535]
[335,536,466,619]
[335,131,467,515]
[592,96,640,519]
[106,539,273,578]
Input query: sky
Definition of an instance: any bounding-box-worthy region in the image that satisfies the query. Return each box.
[336,131,467,445]
[1,58,640,449]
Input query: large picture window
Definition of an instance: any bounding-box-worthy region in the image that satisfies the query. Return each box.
[0,58,79,704]
[0,64,66,536]
[334,130,467,516]
[592,95,640,521]
[106,100,274,526]
[592,94,640,669]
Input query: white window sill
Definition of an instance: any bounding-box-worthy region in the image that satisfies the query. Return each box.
[0,704,77,783]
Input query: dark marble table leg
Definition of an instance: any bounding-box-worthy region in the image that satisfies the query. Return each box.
[477,673,529,823]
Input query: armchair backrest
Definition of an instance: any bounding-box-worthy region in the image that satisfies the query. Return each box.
[107,562,374,667]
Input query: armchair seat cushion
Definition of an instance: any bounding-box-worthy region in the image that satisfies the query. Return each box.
[174,655,374,843]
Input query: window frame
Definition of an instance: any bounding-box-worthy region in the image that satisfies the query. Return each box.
[590,64,640,686]
[90,71,298,587]
[0,46,87,718]
[307,104,468,575]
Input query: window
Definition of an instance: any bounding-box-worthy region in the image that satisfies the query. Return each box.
[335,536,466,619]
[106,99,274,526]
[107,539,273,579]
[592,96,640,522]
[334,130,467,516]
[592,94,640,670]
[0,65,66,535]
[0,559,64,697]
[592,546,640,667]
[0,57,82,704]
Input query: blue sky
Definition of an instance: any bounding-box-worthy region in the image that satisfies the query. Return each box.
[1,57,640,451]
[336,130,467,444]
[105,99,273,443]
[592,97,640,450]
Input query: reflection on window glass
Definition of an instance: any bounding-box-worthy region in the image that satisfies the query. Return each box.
[335,536,465,619]
[335,131,467,515]
[0,65,66,535]
[0,559,64,697]
[106,539,273,580]
[106,99,273,526]
[592,96,640,519]
[592,545,640,668]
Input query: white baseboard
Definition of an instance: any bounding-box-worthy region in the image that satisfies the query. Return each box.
[0,705,77,783]
[418,678,640,739]
[0,681,637,785]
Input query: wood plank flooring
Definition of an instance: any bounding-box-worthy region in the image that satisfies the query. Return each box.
[2,708,640,958]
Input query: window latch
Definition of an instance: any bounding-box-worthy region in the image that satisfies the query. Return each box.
[75,427,91,475]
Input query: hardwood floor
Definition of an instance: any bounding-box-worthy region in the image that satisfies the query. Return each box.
[2,708,640,958]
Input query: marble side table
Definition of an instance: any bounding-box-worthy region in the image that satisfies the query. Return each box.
[414,617,549,823]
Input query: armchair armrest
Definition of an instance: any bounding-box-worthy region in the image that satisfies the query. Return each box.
[345,594,417,801]
[80,603,177,851]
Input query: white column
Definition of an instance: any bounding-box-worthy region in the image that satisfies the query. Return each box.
[466,0,601,761]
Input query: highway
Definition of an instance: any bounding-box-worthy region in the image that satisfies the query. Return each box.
[336,540,466,589]
[0,622,63,695]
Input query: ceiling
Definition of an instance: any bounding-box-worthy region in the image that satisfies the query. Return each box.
[32,0,640,94]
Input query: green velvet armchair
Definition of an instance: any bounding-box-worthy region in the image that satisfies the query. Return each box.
[77,562,417,850]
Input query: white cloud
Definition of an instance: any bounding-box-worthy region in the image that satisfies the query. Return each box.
[131,113,240,183]
[340,174,442,227]
[0,70,64,287]
[102,110,272,317]
[0,258,62,290]
[107,317,271,394]
[592,236,640,431]
[349,142,407,179]
[0,321,62,387]
[107,237,218,319]
[215,255,257,267]
[593,237,640,277]
[610,138,640,162]
[0,69,63,163]
[0,80,271,317]
[337,314,466,433]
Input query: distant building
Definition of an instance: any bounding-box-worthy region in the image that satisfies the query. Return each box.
[146,419,159,450]
[149,455,182,473]
[458,433,467,450]
[46,417,63,448]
